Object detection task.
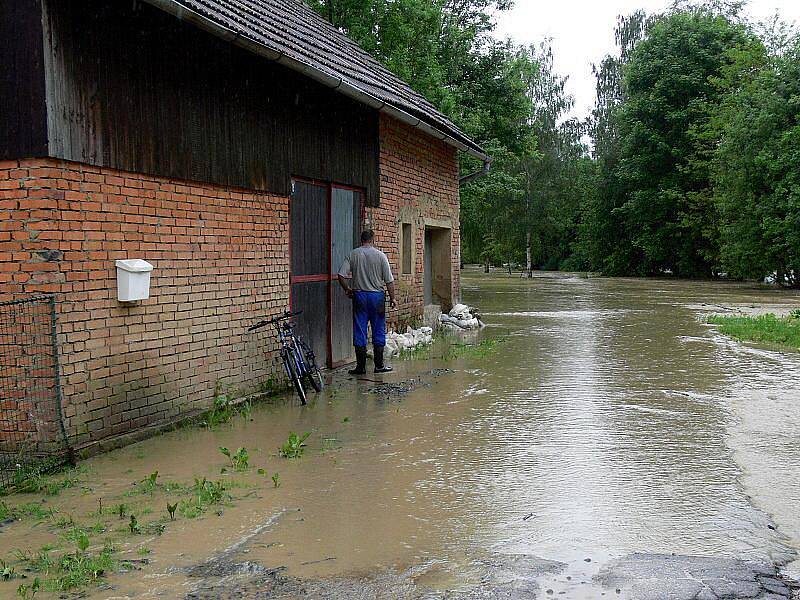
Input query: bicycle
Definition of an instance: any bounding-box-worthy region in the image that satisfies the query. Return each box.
[248,310,324,405]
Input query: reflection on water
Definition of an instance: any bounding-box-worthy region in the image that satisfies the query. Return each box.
[2,270,800,598]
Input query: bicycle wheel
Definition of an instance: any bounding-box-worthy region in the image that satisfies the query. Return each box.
[282,348,307,405]
[297,339,324,392]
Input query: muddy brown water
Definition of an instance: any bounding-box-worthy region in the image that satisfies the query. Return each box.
[2,269,800,599]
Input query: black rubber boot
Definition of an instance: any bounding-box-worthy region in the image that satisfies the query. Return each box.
[348,346,367,376]
[373,345,393,373]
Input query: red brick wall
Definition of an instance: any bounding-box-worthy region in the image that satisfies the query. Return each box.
[0,116,462,450]
[371,115,461,326]
[0,158,289,450]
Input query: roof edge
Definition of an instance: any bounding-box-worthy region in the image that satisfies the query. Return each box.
[143,0,490,163]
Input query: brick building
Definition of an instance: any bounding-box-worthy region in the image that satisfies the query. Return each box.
[0,0,488,453]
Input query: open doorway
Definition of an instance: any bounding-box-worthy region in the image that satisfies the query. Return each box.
[423,226,453,311]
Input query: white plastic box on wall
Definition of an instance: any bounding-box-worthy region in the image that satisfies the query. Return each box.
[116,259,153,302]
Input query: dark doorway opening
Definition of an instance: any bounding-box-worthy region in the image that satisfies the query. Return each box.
[423,226,453,311]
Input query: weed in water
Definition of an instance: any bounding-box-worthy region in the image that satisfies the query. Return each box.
[193,477,228,504]
[2,559,18,580]
[12,468,83,497]
[52,514,75,529]
[44,545,115,592]
[15,578,39,599]
[178,501,203,519]
[239,400,253,420]
[114,503,127,519]
[443,338,499,361]
[137,547,151,556]
[141,471,159,493]
[206,394,234,426]
[219,447,250,471]
[144,521,166,536]
[61,527,93,546]
[13,502,56,522]
[76,532,90,553]
[271,473,281,488]
[178,478,230,518]
[128,515,140,534]
[279,432,310,458]
[257,468,266,476]
[342,417,350,423]
[167,503,177,521]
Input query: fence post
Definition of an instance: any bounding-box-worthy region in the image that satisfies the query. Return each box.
[49,295,74,466]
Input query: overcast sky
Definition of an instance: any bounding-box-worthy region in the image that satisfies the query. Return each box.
[493,0,800,120]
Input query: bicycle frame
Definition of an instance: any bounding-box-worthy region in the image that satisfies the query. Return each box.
[248,310,323,403]
[274,319,308,377]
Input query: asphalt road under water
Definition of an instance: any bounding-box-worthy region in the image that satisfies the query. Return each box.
[3,269,800,599]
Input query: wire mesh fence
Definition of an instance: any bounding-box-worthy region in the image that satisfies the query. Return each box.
[0,295,71,490]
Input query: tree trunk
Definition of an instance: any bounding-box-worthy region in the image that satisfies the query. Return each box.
[526,231,532,278]
[484,256,490,273]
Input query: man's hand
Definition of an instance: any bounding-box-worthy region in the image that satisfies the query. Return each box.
[389,298,397,309]
[346,288,354,299]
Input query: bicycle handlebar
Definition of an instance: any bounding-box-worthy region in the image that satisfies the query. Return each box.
[247,310,303,331]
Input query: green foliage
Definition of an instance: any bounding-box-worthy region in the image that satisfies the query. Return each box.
[613,8,755,277]
[178,478,231,518]
[11,468,83,497]
[219,447,250,471]
[128,515,140,534]
[44,546,115,592]
[444,338,500,360]
[279,432,311,458]
[713,38,800,285]
[303,0,541,267]
[271,473,281,488]
[15,542,115,593]
[113,503,127,519]
[167,503,177,521]
[3,502,56,522]
[707,313,800,350]
[204,392,236,427]
[2,559,19,580]
[15,578,40,599]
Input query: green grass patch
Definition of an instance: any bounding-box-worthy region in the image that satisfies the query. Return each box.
[707,313,800,351]
[444,338,501,360]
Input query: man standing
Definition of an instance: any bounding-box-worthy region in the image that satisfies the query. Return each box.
[337,230,397,375]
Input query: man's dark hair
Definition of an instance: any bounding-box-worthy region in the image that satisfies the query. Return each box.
[361,230,375,244]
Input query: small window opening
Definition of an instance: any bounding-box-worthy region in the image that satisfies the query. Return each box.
[401,223,413,275]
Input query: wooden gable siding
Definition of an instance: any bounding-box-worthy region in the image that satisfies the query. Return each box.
[0,0,48,160]
[38,0,378,203]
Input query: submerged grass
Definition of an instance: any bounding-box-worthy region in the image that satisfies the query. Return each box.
[707,312,800,351]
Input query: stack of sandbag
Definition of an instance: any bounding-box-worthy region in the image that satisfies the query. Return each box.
[439,304,483,330]
[384,325,434,357]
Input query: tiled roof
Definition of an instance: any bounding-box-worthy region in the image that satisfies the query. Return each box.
[144,0,488,160]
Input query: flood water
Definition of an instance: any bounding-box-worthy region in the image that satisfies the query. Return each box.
[3,269,800,598]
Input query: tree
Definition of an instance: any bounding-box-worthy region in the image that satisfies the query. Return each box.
[305,0,539,269]
[714,37,800,286]
[613,8,754,277]
[580,11,653,275]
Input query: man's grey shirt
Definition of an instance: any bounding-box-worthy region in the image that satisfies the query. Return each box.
[338,246,394,292]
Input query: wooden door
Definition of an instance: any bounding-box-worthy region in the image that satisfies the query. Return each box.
[290,180,330,367]
[290,180,361,368]
[330,188,361,366]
